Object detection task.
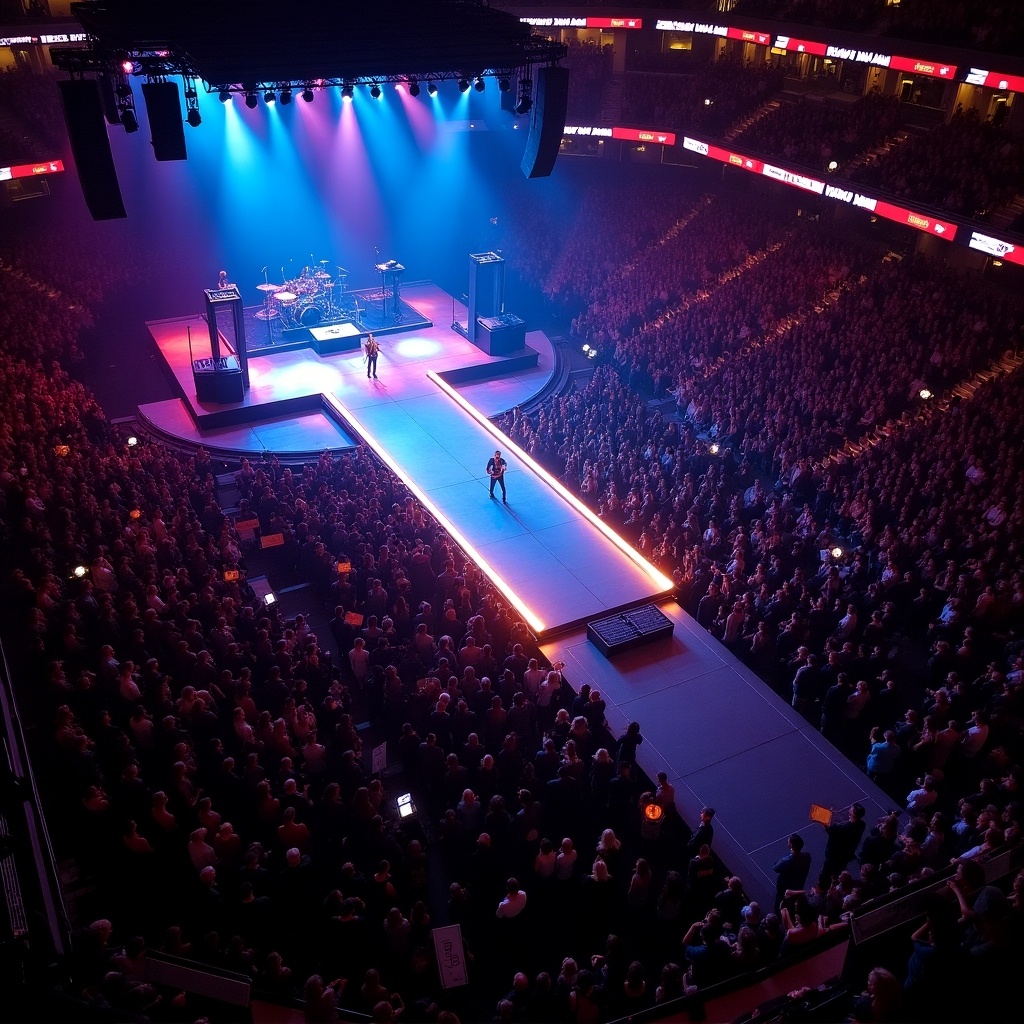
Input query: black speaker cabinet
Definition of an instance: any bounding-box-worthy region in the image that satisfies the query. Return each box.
[192,356,244,404]
[142,81,187,162]
[477,314,526,355]
[521,66,570,179]
[57,80,126,220]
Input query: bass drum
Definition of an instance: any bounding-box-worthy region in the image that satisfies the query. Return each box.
[298,302,323,327]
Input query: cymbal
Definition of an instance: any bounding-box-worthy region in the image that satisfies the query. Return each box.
[335,267,349,275]
[256,283,278,292]
[319,259,330,265]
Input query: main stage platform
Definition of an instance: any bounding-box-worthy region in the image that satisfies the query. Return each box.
[142,281,898,904]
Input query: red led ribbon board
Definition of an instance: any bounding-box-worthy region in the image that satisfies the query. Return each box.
[967,68,1024,91]
[888,56,956,78]
[727,27,771,45]
[968,231,1024,267]
[586,17,642,29]
[873,201,957,240]
[0,159,64,181]
[611,126,677,145]
[773,35,828,56]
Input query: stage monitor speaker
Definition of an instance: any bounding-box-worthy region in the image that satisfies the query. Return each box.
[142,81,187,161]
[57,79,127,221]
[520,66,569,180]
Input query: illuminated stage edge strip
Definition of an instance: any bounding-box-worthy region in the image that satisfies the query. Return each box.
[427,370,676,593]
[322,393,547,633]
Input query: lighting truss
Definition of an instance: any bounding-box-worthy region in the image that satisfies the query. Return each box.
[51,0,567,106]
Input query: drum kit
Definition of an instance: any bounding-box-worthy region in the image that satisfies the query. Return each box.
[254,259,356,330]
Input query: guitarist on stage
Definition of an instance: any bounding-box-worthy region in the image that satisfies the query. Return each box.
[364,333,380,379]
[486,450,507,502]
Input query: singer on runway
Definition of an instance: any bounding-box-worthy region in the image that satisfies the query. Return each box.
[486,450,507,502]
[364,333,380,379]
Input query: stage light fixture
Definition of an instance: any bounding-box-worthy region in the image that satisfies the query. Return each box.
[245,91,257,108]
[121,60,133,74]
[341,83,354,101]
[827,159,839,172]
[498,77,511,92]
[127,436,138,447]
[409,80,420,97]
[302,87,314,103]
[120,106,138,132]
[186,106,202,127]
[515,78,533,115]
[919,388,933,400]
[370,82,382,99]
[427,82,437,96]
[475,76,485,92]
[184,82,197,100]
[219,89,231,103]
[115,80,131,99]
[458,78,470,93]
[263,89,275,104]
[73,565,88,579]
[280,87,292,105]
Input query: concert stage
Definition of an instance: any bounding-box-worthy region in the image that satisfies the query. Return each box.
[144,281,670,632]
[141,279,895,902]
[241,285,434,356]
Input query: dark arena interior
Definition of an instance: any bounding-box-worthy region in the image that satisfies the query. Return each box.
[2,1,1024,1021]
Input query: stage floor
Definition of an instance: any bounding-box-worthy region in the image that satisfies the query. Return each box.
[541,603,899,908]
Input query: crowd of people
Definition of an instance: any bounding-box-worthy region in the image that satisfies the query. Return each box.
[734,91,901,172]
[732,0,1024,54]
[2,50,1024,1023]
[0,65,68,165]
[562,38,614,124]
[851,109,1024,219]
[619,61,787,137]
[731,0,886,33]
[0,199,847,1021]
[885,0,1024,53]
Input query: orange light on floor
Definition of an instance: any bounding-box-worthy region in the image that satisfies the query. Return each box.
[428,371,675,592]
[643,801,664,822]
[323,394,546,633]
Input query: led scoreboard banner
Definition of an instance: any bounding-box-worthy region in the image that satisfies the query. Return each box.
[0,159,65,182]
[966,68,1024,92]
[968,231,1024,268]
[520,15,642,29]
[564,124,676,146]
[652,20,980,82]
[682,135,958,241]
